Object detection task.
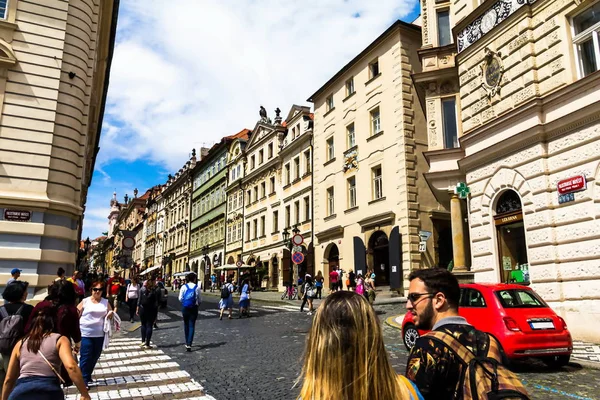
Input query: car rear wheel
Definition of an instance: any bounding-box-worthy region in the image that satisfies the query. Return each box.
[403,324,420,351]
[542,354,570,368]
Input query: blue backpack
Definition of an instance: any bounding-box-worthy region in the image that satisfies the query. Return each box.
[182,284,197,307]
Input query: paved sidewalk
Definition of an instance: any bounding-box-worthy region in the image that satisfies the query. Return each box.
[384,313,600,368]
[67,336,216,400]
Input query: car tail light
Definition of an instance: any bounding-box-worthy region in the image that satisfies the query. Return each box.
[503,317,521,332]
[558,317,568,330]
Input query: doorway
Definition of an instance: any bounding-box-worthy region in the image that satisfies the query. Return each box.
[271,256,279,288]
[368,231,390,286]
[494,190,529,284]
[327,244,339,273]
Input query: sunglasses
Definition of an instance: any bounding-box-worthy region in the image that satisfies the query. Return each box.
[92,288,103,292]
[407,292,434,304]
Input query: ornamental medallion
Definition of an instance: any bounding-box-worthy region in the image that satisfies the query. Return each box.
[480,48,504,99]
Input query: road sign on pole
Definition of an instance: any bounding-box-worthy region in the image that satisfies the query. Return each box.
[292,252,305,265]
[418,242,427,253]
[122,236,135,250]
[236,260,243,267]
[418,230,432,242]
[292,234,304,246]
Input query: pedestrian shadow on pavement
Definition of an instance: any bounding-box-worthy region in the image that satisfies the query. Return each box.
[158,341,227,351]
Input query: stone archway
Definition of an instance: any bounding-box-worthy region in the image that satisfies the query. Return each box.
[368,231,389,286]
[324,243,339,273]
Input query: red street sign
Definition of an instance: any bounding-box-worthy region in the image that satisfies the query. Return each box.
[557,175,586,195]
[292,252,305,265]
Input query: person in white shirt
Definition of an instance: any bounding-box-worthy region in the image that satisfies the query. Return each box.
[179,273,202,352]
[125,277,140,323]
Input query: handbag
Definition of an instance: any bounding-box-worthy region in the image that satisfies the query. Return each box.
[39,348,70,398]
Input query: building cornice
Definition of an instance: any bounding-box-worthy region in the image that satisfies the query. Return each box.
[242,157,279,184]
[315,225,344,242]
[357,211,396,231]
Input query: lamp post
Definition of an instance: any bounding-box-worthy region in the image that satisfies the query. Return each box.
[202,244,209,292]
[282,227,292,288]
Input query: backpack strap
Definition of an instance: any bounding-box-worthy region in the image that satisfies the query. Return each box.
[14,305,24,316]
[398,375,419,400]
[0,306,8,319]
[425,331,477,365]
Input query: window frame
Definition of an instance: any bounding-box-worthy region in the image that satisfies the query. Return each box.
[437,9,452,47]
[370,107,381,136]
[441,96,459,149]
[294,200,300,225]
[572,3,600,78]
[304,150,311,174]
[369,58,380,79]
[345,77,355,97]
[304,196,310,222]
[326,94,334,112]
[346,122,356,148]
[273,210,279,232]
[327,187,335,216]
[268,143,274,159]
[372,166,383,200]
[348,176,357,208]
[326,137,335,161]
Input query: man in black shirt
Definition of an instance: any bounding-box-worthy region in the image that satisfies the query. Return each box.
[0,281,34,392]
[405,269,495,400]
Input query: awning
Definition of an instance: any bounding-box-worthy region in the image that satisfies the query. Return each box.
[173,271,191,277]
[139,265,161,275]
[214,264,254,271]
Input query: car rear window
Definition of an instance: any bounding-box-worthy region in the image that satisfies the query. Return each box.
[495,289,547,308]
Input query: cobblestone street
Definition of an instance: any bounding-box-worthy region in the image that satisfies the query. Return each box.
[105,294,600,400]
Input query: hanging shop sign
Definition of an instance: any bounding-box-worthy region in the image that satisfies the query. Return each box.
[557,175,586,204]
[4,210,31,222]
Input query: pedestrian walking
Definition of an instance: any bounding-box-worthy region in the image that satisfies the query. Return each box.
[210,274,217,292]
[67,271,85,303]
[106,270,124,315]
[238,278,251,318]
[300,275,316,315]
[348,270,356,291]
[0,282,34,392]
[137,278,159,349]
[364,274,376,305]
[298,291,422,400]
[179,273,201,352]
[1,302,91,400]
[328,269,338,293]
[219,278,234,320]
[26,280,81,387]
[405,268,529,400]
[77,280,113,388]
[54,267,65,282]
[5,269,21,286]
[314,272,324,299]
[125,277,141,323]
[336,267,344,291]
[355,274,365,296]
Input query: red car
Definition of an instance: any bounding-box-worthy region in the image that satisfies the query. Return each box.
[401,283,573,367]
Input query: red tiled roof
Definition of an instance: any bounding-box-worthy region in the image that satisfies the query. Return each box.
[226,128,250,141]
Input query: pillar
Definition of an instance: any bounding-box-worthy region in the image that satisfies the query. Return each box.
[450,194,467,271]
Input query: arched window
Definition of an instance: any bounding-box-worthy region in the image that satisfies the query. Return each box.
[496,190,522,215]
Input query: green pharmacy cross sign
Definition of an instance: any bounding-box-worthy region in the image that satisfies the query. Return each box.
[455,182,471,199]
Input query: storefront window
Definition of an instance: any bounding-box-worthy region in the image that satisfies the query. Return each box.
[494,190,529,284]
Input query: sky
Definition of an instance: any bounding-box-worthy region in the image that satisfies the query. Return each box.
[82,0,421,240]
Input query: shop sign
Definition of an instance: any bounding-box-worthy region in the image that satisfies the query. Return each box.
[4,209,31,222]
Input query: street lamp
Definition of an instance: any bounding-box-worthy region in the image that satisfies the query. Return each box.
[202,245,209,292]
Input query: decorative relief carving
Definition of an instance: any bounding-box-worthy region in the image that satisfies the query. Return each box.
[457,0,538,53]
[343,148,359,172]
[426,100,437,148]
[480,48,504,99]
[426,82,438,96]
[422,0,429,46]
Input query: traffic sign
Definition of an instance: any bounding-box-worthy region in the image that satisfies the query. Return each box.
[292,234,304,246]
[236,260,243,267]
[418,230,432,242]
[122,236,135,250]
[418,241,427,253]
[292,252,305,264]
[292,245,303,253]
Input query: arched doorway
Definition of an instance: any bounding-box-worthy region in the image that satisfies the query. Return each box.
[368,231,390,286]
[326,244,339,273]
[494,190,529,284]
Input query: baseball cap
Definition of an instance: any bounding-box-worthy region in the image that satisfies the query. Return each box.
[11,268,21,275]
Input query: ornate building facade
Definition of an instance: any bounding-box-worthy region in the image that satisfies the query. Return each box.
[418,0,600,340]
[309,20,438,293]
[0,0,118,296]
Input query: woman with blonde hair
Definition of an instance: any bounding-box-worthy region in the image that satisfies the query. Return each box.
[298,291,422,400]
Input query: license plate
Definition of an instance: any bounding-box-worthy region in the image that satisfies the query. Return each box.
[530,321,555,330]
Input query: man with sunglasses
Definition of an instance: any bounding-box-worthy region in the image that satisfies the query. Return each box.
[404,268,496,400]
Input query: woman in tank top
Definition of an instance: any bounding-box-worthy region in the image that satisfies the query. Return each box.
[77,280,113,387]
[1,302,90,400]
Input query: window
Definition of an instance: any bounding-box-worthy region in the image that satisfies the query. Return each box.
[327,187,335,216]
[291,127,296,139]
[304,150,311,174]
[268,142,273,159]
[261,182,266,198]
[345,77,355,97]
[253,219,258,239]
[227,226,232,244]
[326,137,335,161]
[273,210,279,232]
[348,176,357,208]
[369,59,379,79]
[347,123,355,148]
[285,164,291,185]
[437,10,452,46]
[442,97,459,148]
[260,215,266,236]
[254,186,259,201]
[372,166,383,200]
[258,149,264,164]
[326,94,334,112]
[294,201,300,225]
[463,289,487,308]
[250,155,255,169]
[300,197,309,222]
[294,157,301,180]
[573,2,600,77]
[246,190,252,204]
[495,289,546,308]
[285,205,291,228]
[270,176,276,194]
[370,107,381,135]
[0,0,7,20]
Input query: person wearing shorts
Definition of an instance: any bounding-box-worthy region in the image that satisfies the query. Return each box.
[106,270,124,313]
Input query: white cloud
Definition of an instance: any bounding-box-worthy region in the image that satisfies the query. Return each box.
[98,0,419,171]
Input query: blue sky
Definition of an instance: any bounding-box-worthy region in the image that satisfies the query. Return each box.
[82,0,421,240]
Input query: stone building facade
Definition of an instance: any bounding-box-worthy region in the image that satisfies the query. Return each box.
[419,0,600,340]
[309,20,436,293]
[0,0,118,297]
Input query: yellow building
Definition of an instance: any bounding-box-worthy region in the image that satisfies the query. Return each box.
[418,0,600,340]
[0,0,118,297]
[309,20,439,293]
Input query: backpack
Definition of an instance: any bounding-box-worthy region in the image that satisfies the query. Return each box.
[305,283,316,298]
[0,305,24,355]
[426,331,530,400]
[220,284,230,299]
[140,287,156,307]
[181,284,197,307]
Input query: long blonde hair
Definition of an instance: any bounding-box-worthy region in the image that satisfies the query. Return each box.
[298,291,411,400]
